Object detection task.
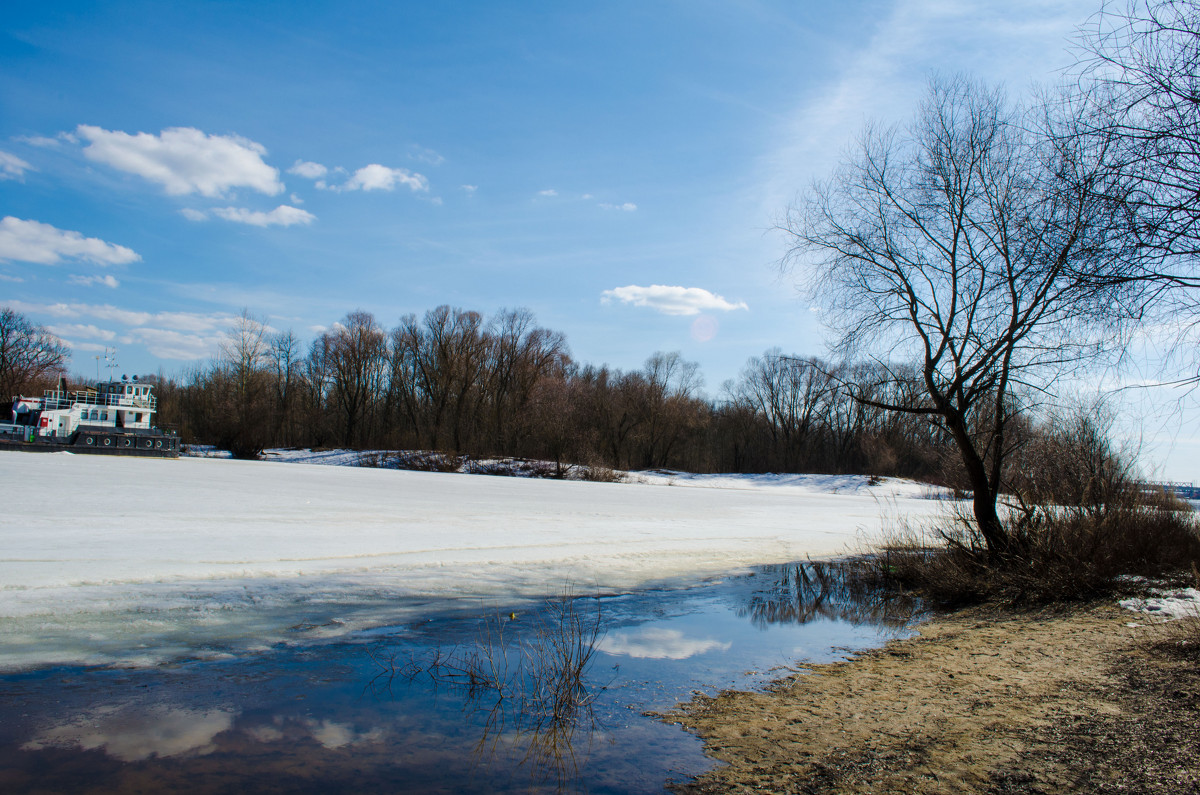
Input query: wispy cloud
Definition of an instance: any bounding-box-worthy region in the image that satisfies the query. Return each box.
[409,145,444,166]
[69,274,120,288]
[15,134,65,148]
[47,323,117,341]
[601,284,749,316]
[210,205,316,227]
[0,151,33,180]
[600,202,637,212]
[760,0,1095,213]
[9,300,240,360]
[77,125,284,197]
[7,300,237,333]
[537,188,558,197]
[0,217,140,266]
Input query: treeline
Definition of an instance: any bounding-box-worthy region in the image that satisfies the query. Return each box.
[147,306,965,480]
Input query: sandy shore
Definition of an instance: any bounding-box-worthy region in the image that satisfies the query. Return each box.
[666,601,1200,794]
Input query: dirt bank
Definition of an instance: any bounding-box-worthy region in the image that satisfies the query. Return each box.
[666,602,1200,794]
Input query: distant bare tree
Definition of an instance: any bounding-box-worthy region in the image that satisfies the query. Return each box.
[213,310,273,458]
[785,76,1135,556]
[0,307,69,398]
[269,329,301,446]
[734,350,831,470]
[483,308,569,452]
[320,311,389,447]
[635,352,704,468]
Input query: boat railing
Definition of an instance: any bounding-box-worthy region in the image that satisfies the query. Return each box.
[40,389,157,412]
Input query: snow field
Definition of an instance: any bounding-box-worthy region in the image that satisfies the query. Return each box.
[0,451,944,671]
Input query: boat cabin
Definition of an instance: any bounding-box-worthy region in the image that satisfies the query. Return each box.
[10,376,158,439]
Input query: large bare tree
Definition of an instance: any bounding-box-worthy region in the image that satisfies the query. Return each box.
[1067,0,1200,377]
[785,76,1134,556]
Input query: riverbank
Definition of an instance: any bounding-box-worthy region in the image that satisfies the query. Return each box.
[667,600,1200,794]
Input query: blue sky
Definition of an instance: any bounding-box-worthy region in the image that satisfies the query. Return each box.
[3,0,1196,478]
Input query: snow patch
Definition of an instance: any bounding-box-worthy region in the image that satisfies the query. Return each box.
[1119,588,1200,621]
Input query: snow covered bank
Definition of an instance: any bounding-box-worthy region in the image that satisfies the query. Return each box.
[0,451,944,671]
[252,447,951,499]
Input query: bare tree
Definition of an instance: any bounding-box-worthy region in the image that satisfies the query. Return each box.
[268,329,301,446]
[323,311,389,447]
[733,349,831,470]
[212,310,273,458]
[1068,0,1200,376]
[0,307,69,398]
[785,76,1133,556]
[1075,0,1200,264]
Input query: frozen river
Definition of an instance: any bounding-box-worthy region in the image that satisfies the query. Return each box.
[0,451,943,671]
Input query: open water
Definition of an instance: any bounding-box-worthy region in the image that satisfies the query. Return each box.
[0,562,923,793]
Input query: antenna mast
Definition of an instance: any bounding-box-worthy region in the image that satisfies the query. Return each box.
[103,347,119,382]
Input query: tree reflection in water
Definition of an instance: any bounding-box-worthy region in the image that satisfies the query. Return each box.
[366,592,607,792]
[736,558,924,629]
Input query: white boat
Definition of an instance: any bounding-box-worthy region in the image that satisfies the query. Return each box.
[1,376,179,457]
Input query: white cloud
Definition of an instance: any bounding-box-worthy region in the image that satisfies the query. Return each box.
[289,193,304,205]
[0,217,140,266]
[69,274,120,288]
[0,151,33,180]
[180,208,208,222]
[538,188,558,197]
[77,125,283,197]
[601,284,749,316]
[47,323,116,341]
[600,202,637,212]
[461,184,477,194]
[340,164,428,192]
[0,273,24,283]
[288,160,328,179]
[211,205,316,227]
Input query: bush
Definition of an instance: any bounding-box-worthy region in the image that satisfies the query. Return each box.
[878,490,1200,605]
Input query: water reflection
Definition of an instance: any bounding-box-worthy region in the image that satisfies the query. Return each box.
[2,560,927,794]
[368,594,607,792]
[22,704,235,761]
[736,559,923,629]
[597,627,731,660]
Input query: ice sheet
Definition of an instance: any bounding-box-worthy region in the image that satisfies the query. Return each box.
[0,451,944,671]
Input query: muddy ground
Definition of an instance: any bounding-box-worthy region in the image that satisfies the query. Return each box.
[666,602,1200,794]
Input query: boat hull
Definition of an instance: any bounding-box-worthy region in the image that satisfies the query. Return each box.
[0,429,180,458]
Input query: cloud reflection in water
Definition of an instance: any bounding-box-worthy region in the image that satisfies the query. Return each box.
[22,704,235,762]
[597,627,731,660]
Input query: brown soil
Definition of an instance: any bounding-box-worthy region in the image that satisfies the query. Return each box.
[664,602,1200,794]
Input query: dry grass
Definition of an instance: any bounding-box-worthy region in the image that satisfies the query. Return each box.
[872,490,1200,605]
